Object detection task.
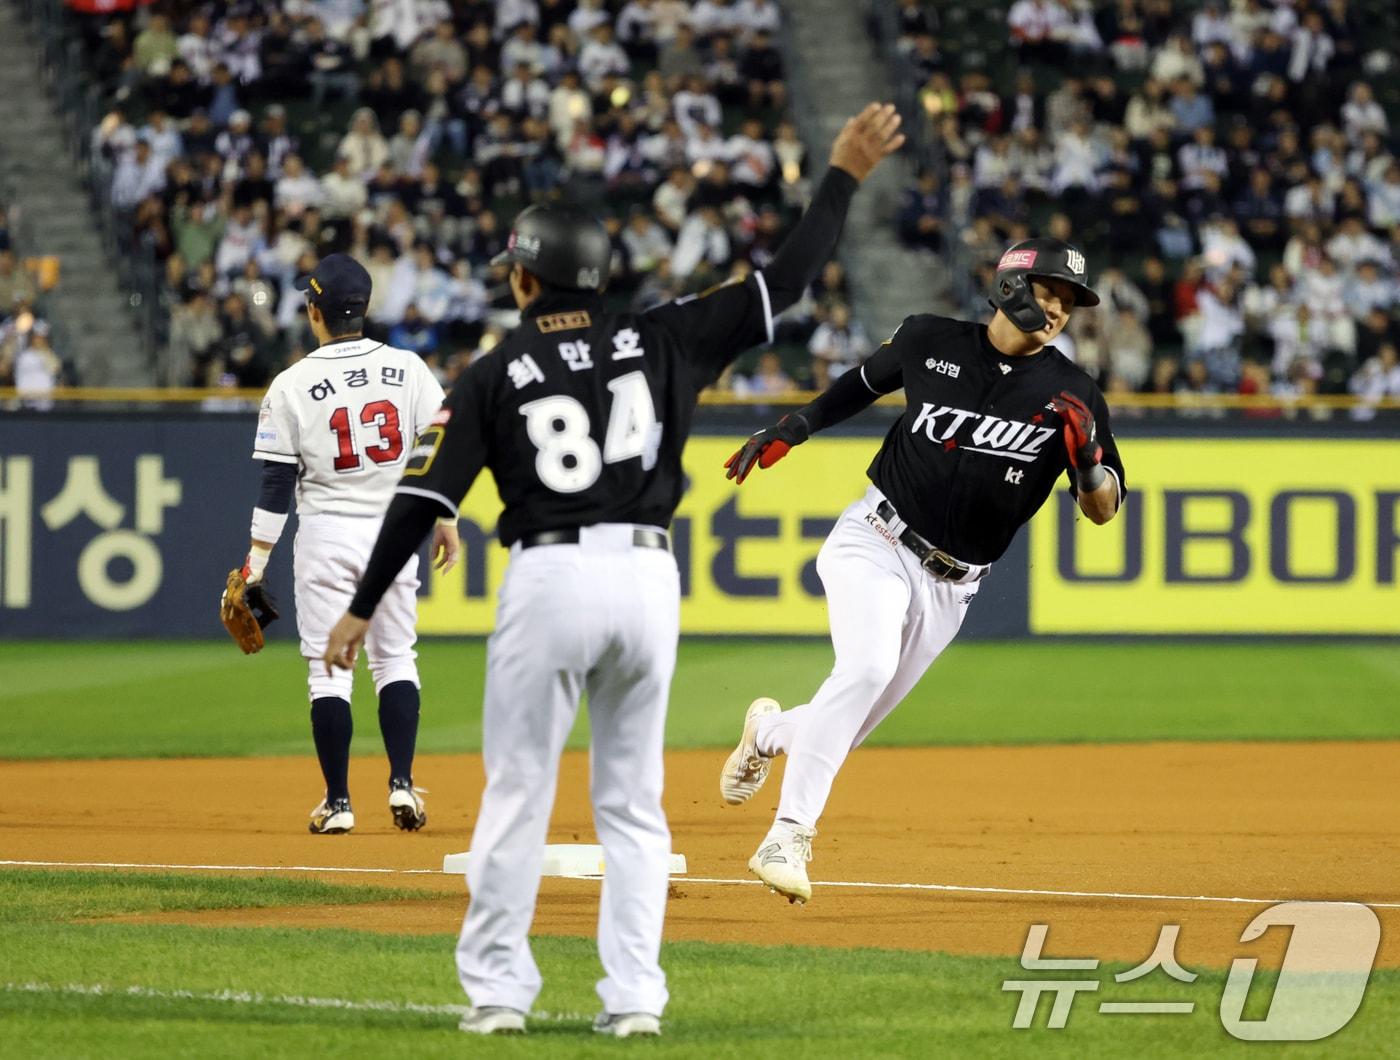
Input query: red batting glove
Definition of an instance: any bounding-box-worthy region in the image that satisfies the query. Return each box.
[723,415,811,484]
[1050,390,1102,469]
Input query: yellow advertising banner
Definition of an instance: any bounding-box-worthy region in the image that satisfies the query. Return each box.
[1028,439,1400,634]
[416,436,878,635]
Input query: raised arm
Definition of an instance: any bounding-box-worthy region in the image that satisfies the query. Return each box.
[645,103,904,388]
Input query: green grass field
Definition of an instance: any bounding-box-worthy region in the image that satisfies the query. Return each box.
[3,640,1398,759]
[3,640,1397,1056]
[5,870,1396,1059]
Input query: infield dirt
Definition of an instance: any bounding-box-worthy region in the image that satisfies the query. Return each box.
[4,741,1397,969]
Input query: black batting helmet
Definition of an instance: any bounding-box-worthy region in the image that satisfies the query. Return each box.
[988,237,1100,333]
[491,204,611,292]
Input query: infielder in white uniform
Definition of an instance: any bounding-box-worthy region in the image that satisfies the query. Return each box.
[239,253,459,834]
[720,237,1127,903]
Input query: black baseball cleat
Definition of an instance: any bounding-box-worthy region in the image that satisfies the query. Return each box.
[388,778,427,831]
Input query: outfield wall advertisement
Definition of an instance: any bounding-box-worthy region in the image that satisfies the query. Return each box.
[1029,440,1400,635]
[0,416,1395,638]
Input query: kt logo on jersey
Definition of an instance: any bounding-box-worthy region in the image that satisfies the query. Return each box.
[910,403,1057,463]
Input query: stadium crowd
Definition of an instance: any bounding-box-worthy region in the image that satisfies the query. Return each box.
[892,0,1400,406]
[70,0,871,394]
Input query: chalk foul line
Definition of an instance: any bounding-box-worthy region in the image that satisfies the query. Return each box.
[0,981,593,1023]
[2,859,1396,910]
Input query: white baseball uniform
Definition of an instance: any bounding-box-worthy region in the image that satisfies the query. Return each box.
[252,337,445,700]
[753,485,984,826]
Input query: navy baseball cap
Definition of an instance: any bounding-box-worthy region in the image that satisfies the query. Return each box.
[294,253,372,319]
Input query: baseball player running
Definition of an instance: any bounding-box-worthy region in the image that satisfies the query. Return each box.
[236,253,459,835]
[720,238,1126,904]
[321,104,904,1037]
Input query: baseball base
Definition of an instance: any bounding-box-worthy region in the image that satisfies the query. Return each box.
[443,844,688,877]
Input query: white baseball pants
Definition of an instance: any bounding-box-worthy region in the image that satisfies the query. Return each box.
[455,524,679,1018]
[755,486,985,829]
[293,513,422,701]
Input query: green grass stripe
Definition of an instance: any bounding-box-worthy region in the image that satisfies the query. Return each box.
[2,640,1398,759]
[0,868,425,923]
[2,923,1398,1058]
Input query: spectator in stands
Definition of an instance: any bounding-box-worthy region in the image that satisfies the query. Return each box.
[727,117,776,189]
[659,23,703,83]
[1349,342,1400,409]
[1168,75,1214,133]
[671,204,729,280]
[110,138,166,210]
[735,349,796,397]
[1135,256,1178,351]
[1269,302,1328,383]
[897,171,944,254]
[1103,306,1153,392]
[580,23,631,89]
[1008,0,1070,66]
[616,0,659,62]
[1345,260,1396,319]
[620,208,673,276]
[387,302,440,358]
[0,250,37,314]
[807,301,871,385]
[1341,82,1388,144]
[1151,32,1204,86]
[410,20,467,83]
[740,29,785,110]
[133,13,178,76]
[735,0,782,40]
[8,321,63,408]
[1192,276,1245,386]
[305,20,359,107]
[690,0,741,41]
[1367,162,1400,229]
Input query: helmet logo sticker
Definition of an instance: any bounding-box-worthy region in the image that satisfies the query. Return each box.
[510,232,541,259]
[1066,248,1086,275]
[998,249,1038,270]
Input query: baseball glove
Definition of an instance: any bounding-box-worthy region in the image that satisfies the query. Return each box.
[220,569,280,654]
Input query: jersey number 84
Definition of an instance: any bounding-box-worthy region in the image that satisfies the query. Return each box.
[521,372,660,493]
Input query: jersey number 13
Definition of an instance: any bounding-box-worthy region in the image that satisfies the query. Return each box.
[329,401,404,472]
[520,371,659,493]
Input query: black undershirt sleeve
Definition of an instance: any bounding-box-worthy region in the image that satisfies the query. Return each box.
[761,167,859,314]
[256,460,297,513]
[792,325,905,434]
[348,493,441,619]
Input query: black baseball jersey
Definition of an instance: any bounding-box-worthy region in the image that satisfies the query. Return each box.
[861,314,1126,565]
[398,279,775,544]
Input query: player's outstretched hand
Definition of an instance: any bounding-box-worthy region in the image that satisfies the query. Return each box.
[432,518,461,574]
[829,103,905,184]
[724,414,812,485]
[1050,391,1102,469]
[323,612,370,675]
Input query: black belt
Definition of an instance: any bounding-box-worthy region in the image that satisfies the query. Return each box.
[520,527,670,551]
[874,501,985,582]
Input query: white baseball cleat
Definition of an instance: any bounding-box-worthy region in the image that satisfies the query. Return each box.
[720,697,781,805]
[593,1012,662,1038]
[308,797,354,835]
[388,780,427,831]
[749,822,816,904]
[459,1006,527,1035]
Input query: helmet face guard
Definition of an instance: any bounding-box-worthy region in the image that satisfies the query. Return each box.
[988,239,1100,333]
